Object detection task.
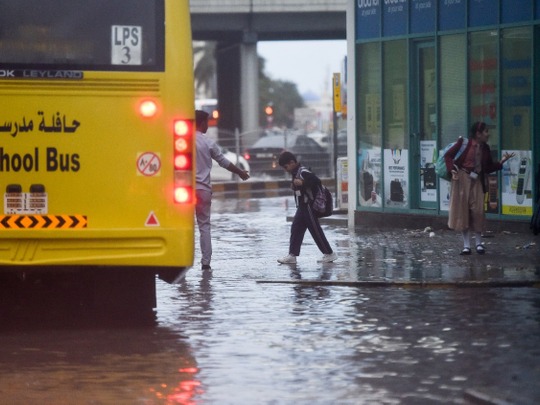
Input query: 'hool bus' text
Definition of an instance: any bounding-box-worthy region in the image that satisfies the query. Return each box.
[0,148,80,172]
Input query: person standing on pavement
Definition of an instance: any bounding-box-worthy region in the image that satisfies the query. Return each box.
[277,151,337,264]
[445,121,514,255]
[195,110,250,270]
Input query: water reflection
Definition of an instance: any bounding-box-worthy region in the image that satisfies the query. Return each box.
[0,295,201,404]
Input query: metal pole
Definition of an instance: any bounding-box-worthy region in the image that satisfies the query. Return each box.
[234,127,240,166]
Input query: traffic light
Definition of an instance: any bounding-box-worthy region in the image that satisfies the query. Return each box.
[264,104,273,116]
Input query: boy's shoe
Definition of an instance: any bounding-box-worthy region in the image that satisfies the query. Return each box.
[317,252,337,263]
[277,254,297,264]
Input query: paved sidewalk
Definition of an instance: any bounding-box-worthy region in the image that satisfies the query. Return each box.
[261,224,540,287]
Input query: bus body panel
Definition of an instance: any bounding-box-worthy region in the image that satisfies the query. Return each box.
[0,1,195,270]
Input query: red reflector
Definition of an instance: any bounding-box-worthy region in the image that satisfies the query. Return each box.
[174,187,192,203]
[174,120,190,136]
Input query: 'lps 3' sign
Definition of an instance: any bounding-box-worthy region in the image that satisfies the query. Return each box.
[111,25,142,65]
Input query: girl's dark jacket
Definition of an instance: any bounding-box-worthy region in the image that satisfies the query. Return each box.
[444,137,503,193]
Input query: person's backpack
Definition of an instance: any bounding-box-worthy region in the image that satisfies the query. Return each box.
[297,167,333,218]
[435,138,468,181]
[312,185,333,218]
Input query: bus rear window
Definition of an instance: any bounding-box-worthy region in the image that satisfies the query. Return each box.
[0,0,164,71]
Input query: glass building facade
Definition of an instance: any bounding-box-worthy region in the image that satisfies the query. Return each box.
[353,0,538,223]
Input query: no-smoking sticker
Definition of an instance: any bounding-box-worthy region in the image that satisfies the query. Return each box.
[137,152,161,176]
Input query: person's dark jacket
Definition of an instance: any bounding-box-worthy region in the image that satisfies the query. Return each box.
[444,137,503,193]
[292,165,321,205]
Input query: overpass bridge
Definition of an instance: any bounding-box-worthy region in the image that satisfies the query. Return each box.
[189,0,346,141]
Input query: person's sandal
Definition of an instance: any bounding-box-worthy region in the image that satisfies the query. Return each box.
[476,245,485,255]
[460,248,471,255]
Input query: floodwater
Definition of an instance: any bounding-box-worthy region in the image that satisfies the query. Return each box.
[0,197,539,404]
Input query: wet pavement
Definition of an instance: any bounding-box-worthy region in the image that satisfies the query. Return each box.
[210,195,539,287]
[0,195,538,404]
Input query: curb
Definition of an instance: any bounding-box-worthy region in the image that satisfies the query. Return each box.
[213,179,349,225]
[255,280,540,288]
[212,178,336,199]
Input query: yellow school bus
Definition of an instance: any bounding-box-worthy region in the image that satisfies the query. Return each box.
[0,0,194,313]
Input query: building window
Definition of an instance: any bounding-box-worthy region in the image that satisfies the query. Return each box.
[469,30,499,148]
[358,42,381,149]
[383,40,408,150]
[357,42,382,208]
[440,34,467,146]
[501,27,532,151]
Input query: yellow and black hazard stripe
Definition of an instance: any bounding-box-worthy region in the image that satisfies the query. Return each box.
[0,215,87,229]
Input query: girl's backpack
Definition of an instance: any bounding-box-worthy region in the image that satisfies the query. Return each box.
[435,138,468,181]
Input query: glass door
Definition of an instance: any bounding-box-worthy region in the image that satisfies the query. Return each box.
[412,41,437,209]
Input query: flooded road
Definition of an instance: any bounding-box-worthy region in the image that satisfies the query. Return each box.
[0,197,539,404]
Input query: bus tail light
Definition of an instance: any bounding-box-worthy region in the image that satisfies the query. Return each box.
[174,186,192,204]
[139,100,158,118]
[173,118,194,204]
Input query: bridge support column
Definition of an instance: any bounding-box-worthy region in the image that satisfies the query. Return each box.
[240,41,259,137]
[216,42,241,147]
[216,40,259,148]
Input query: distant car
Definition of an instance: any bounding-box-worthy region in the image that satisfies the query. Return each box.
[307,131,330,149]
[243,134,330,177]
[337,129,347,157]
[211,145,250,182]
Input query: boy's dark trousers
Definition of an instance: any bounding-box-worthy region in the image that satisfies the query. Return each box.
[289,202,332,256]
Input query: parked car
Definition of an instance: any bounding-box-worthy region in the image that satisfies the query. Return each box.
[306,131,330,149]
[243,134,331,177]
[210,145,250,182]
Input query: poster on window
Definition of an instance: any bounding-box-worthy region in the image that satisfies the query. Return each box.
[439,177,451,211]
[358,147,382,207]
[420,140,437,202]
[384,149,409,208]
[501,150,533,216]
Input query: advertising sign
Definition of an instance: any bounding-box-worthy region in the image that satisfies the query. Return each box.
[383,0,407,37]
[356,0,381,39]
[469,0,497,27]
[358,147,382,207]
[420,140,437,203]
[502,0,531,24]
[411,0,435,33]
[501,151,533,216]
[384,148,409,208]
[438,0,466,31]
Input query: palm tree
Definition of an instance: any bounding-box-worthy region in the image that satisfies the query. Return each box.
[193,41,217,98]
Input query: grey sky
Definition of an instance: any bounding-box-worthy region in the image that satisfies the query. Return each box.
[258,40,347,97]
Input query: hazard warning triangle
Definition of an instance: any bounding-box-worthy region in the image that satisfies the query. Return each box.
[145,211,160,227]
